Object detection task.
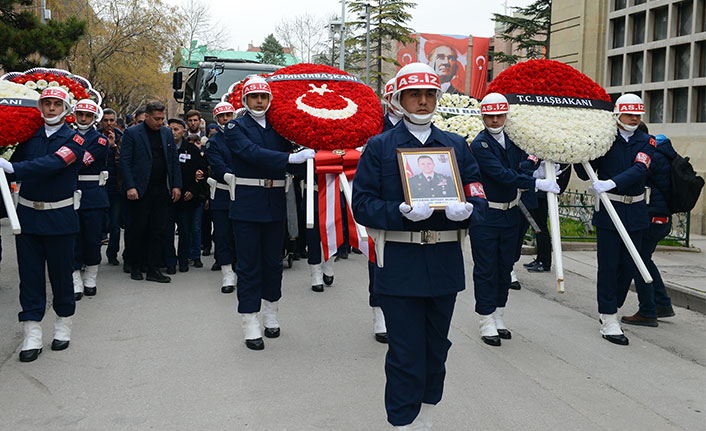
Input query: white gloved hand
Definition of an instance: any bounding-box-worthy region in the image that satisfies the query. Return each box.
[288,149,315,164]
[535,178,560,194]
[532,161,546,179]
[592,179,616,194]
[445,201,474,221]
[399,202,434,222]
[0,159,14,174]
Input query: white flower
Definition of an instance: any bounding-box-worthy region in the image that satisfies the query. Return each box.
[0,80,40,100]
[24,81,37,90]
[47,80,59,87]
[36,79,48,90]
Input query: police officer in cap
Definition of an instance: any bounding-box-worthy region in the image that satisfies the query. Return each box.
[204,101,237,293]
[353,63,488,430]
[469,93,558,347]
[575,94,654,345]
[0,87,86,362]
[72,99,110,300]
[224,76,314,350]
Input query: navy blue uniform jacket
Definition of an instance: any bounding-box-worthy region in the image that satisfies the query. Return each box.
[98,127,122,196]
[352,122,488,297]
[119,123,182,196]
[224,114,291,223]
[575,129,654,231]
[11,123,85,235]
[647,135,677,217]
[204,129,233,212]
[470,129,538,227]
[77,128,109,209]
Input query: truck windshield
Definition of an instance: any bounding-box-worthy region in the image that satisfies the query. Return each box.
[200,68,267,102]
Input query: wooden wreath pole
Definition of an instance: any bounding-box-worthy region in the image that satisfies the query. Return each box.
[306,158,314,229]
[0,170,20,234]
[338,172,368,241]
[581,162,653,284]
[545,161,564,293]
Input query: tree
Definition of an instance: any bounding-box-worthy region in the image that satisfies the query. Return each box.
[491,0,551,65]
[275,13,327,63]
[345,0,417,94]
[0,0,85,71]
[179,0,229,65]
[257,34,287,66]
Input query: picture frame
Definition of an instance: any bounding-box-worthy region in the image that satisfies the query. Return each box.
[396,147,464,209]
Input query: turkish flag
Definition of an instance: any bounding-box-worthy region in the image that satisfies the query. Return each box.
[397,38,418,70]
[470,37,490,99]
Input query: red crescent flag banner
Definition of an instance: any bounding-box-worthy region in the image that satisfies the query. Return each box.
[419,33,469,94]
[396,38,418,70]
[470,37,490,99]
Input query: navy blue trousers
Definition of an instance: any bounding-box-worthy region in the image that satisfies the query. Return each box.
[17,234,75,322]
[233,220,285,314]
[176,206,198,267]
[634,220,672,318]
[106,194,123,260]
[379,294,456,426]
[515,216,529,263]
[163,203,177,268]
[212,209,235,266]
[74,208,107,269]
[596,227,644,314]
[368,260,381,307]
[470,224,516,315]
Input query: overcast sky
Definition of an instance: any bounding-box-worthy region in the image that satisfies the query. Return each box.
[169,0,536,51]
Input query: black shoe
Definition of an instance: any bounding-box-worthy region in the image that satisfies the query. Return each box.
[202,248,211,256]
[84,286,96,296]
[51,339,70,351]
[523,259,538,268]
[375,333,388,344]
[131,267,144,280]
[245,338,264,350]
[108,257,119,266]
[621,313,658,327]
[145,270,170,283]
[74,292,83,301]
[123,263,130,274]
[481,336,501,346]
[19,348,42,362]
[497,329,512,339]
[312,284,324,293]
[323,274,334,286]
[166,266,176,275]
[509,281,521,290]
[657,306,675,318]
[221,285,235,294]
[179,265,189,273]
[527,261,551,272]
[264,327,280,338]
[351,248,362,255]
[211,262,221,271]
[192,259,203,268]
[602,334,629,345]
[292,253,301,261]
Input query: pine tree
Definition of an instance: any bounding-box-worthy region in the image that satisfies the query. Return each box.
[0,0,85,71]
[346,0,417,94]
[257,34,287,66]
[491,0,551,65]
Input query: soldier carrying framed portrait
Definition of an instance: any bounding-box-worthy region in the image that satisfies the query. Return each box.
[396,147,464,209]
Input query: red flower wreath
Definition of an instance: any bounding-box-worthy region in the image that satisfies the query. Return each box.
[266,63,383,151]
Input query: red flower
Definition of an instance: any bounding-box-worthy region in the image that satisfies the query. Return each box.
[0,105,43,148]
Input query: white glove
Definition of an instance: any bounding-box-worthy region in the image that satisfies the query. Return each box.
[532,161,546,179]
[592,179,616,194]
[288,149,315,164]
[399,202,434,222]
[445,201,474,221]
[535,178,560,194]
[0,159,14,174]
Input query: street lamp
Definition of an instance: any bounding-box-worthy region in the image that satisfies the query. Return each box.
[339,0,346,71]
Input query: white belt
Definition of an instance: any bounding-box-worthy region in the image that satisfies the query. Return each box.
[235,178,285,188]
[385,229,462,245]
[487,190,522,211]
[19,196,74,210]
[605,192,645,204]
[78,171,109,186]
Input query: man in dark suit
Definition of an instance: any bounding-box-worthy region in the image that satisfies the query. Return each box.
[120,101,182,283]
[408,155,454,199]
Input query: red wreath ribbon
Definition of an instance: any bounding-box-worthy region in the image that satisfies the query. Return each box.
[313,149,374,262]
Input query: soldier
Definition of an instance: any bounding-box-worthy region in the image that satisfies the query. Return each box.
[407,155,454,199]
[0,87,86,362]
[383,77,403,130]
[352,63,488,430]
[204,101,237,293]
[72,99,110,300]
[469,93,559,347]
[224,76,314,350]
[575,94,654,345]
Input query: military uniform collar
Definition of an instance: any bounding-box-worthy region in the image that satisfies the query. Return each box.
[394,120,444,146]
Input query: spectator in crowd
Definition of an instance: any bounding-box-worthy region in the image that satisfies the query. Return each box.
[99,108,124,266]
[163,118,187,274]
[185,109,202,137]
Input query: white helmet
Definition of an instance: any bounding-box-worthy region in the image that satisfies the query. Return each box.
[391,62,441,125]
[73,99,103,131]
[213,101,235,117]
[480,93,509,134]
[614,93,644,132]
[38,87,72,125]
[383,77,401,116]
[241,76,272,119]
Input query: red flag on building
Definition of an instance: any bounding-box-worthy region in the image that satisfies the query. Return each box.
[397,38,418,70]
[470,37,490,99]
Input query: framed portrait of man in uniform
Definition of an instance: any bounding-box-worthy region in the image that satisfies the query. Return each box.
[396,147,464,209]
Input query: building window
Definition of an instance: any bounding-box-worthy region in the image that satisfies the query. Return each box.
[653,7,668,40]
[632,13,646,45]
[698,41,706,78]
[615,0,627,10]
[676,1,693,36]
[648,90,664,123]
[650,48,666,81]
[634,0,646,4]
[700,0,706,32]
[613,17,626,48]
[696,86,706,123]
[630,52,644,84]
[610,55,624,86]
[674,44,691,80]
[671,87,689,123]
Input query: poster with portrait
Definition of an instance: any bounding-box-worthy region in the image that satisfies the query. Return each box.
[397,147,464,209]
[419,34,469,95]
